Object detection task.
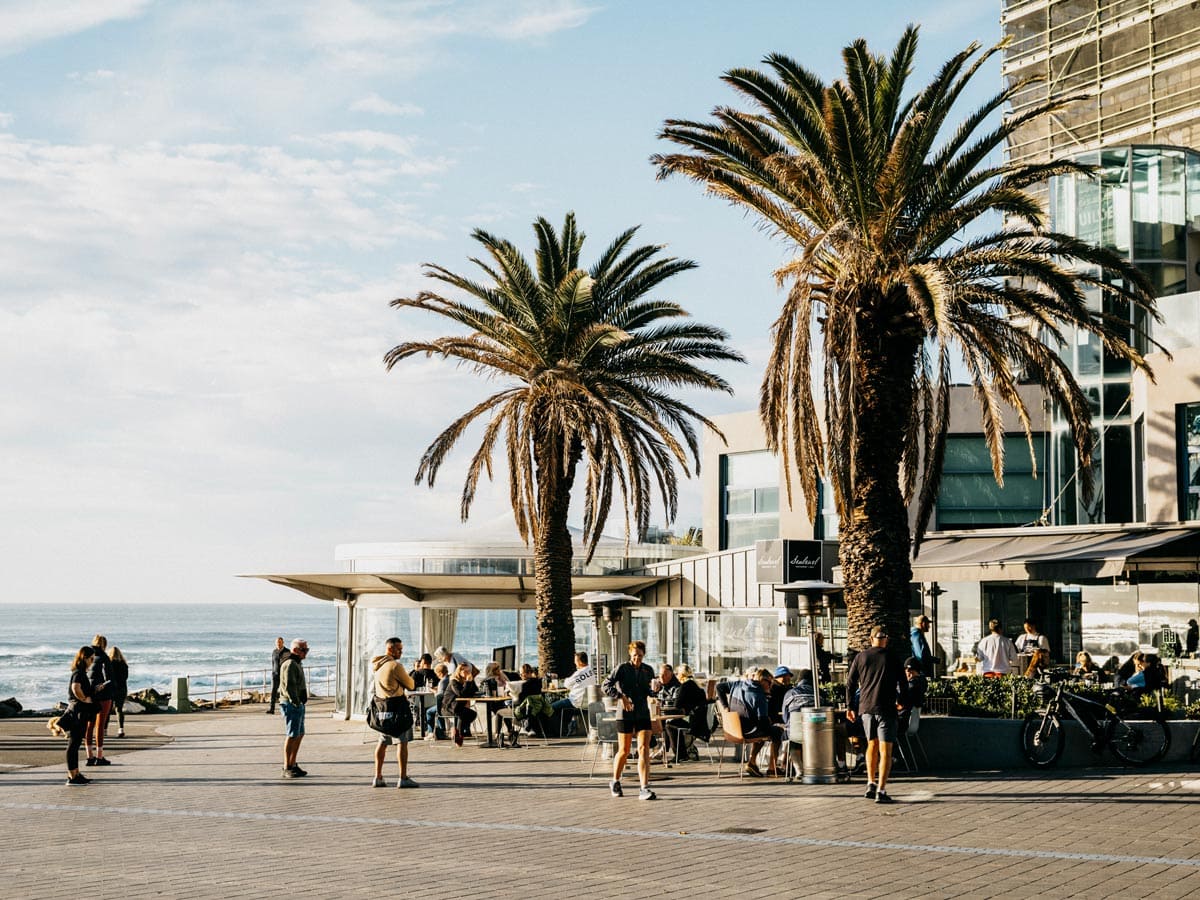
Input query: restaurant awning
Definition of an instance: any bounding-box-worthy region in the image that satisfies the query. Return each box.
[244,571,670,607]
[906,524,1200,583]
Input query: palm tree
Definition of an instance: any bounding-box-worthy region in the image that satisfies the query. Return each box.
[653,28,1160,648]
[385,214,743,674]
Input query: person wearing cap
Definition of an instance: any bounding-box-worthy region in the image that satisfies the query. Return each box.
[278,639,310,778]
[910,615,935,677]
[845,626,907,805]
[768,665,793,724]
[729,668,785,776]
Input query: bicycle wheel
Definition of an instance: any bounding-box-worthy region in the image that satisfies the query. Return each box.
[1109,717,1170,766]
[1020,712,1065,767]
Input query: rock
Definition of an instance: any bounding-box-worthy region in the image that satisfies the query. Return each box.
[0,697,23,718]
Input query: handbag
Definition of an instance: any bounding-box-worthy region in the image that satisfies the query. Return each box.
[366,695,414,737]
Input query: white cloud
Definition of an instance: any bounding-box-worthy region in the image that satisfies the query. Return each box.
[350,93,423,117]
[481,1,597,40]
[0,0,152,56]
[67,68,117,83]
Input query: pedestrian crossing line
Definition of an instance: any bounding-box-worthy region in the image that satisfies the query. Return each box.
[4,801,1199,870]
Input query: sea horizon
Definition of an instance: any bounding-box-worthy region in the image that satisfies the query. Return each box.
[1,601,338,711]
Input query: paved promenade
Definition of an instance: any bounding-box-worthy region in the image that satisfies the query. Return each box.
[3,703,1200,899]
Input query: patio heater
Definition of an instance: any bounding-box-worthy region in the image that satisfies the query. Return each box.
[775,580,843,785]
[775,580,843,700]
[576,591,641,681]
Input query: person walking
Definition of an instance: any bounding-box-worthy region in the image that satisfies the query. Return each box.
[267,637,287,714]
[84,634,113,767]
[845,626,907,805]
[279,639,309,777]
[1186,619,1199,659]
[602,640,658,800]
[108,647,129,738]
[64,646,98,786]
[370,637,418,789]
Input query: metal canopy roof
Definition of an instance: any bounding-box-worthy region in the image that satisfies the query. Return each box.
[244,572,669,606]
[907,525,1200,583]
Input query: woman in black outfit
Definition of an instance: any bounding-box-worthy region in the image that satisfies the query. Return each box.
[602,640,657,800]
[108,647,129,738]
[65,646,98,785]
[669,664,711,762]
[442,663,478,747]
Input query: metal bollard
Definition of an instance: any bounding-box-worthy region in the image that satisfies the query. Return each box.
[172,676,191,713]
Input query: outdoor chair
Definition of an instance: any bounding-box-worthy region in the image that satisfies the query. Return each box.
[715,703,766,779]
[895,707,928,773]
[784,713,805,781]
[559,702,587,738]
[584,701,619,778]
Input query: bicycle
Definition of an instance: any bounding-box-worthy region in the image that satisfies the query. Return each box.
[1020,677,1170,768]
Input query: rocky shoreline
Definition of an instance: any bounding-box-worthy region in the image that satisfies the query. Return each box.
[0,686,276,718]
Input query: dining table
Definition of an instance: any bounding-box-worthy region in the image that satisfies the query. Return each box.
[407,690,436,738]
[456,695,511,748]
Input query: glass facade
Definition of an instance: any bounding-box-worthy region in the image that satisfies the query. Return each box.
[1048,145,1200,524]
[936,434,1047,529]
[349,608,420,715]
[719,450,780,549]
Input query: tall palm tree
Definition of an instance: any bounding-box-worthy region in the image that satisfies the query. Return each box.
[385,214,743,674]
[653,28,1160,648]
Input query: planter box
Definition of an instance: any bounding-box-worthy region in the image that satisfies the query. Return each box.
[916,716,1200,770]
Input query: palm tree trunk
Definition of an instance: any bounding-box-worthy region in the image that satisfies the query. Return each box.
[839,314,919,651]
[533,434,581,678]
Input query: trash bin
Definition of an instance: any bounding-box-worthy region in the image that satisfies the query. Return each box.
[801,707,836,784]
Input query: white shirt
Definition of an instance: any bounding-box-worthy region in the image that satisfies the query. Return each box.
[977,633,1017,675]
[1015,632,1050,653]
[562,664,595,708]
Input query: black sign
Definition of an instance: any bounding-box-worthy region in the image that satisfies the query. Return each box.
[756,539,832,583]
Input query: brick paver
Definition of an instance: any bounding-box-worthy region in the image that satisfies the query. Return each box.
[2,703,1199,898]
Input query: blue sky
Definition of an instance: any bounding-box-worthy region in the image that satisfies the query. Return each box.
[0,0,1001,603]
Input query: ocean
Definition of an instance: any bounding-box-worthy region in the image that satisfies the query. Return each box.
[0,602,337,711]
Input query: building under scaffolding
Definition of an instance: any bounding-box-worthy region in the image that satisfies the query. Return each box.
[1002,0,1200,170]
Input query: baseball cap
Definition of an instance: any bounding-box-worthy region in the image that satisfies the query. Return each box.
[904,657,920,670]
[773,665,792,678]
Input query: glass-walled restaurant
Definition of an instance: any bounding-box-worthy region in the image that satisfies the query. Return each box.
[910,525,1200,674]
[269,521,1200,719]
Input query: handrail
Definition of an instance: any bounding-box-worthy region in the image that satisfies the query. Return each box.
[184,665,335,710]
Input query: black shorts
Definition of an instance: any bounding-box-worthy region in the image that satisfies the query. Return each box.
[616,716,652,734]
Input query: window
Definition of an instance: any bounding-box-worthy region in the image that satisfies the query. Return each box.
[720,450,779,549]
[936,434,1047,529]
[1177,402,1200,520]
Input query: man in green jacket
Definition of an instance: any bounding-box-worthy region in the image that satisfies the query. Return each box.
[279,639,309,778]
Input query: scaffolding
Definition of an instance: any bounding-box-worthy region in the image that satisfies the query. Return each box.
[1002,0,1200,168]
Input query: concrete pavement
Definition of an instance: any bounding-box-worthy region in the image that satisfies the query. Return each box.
[2,701,1200,898]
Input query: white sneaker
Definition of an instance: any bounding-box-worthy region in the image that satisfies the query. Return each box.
[117,729,125,738]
